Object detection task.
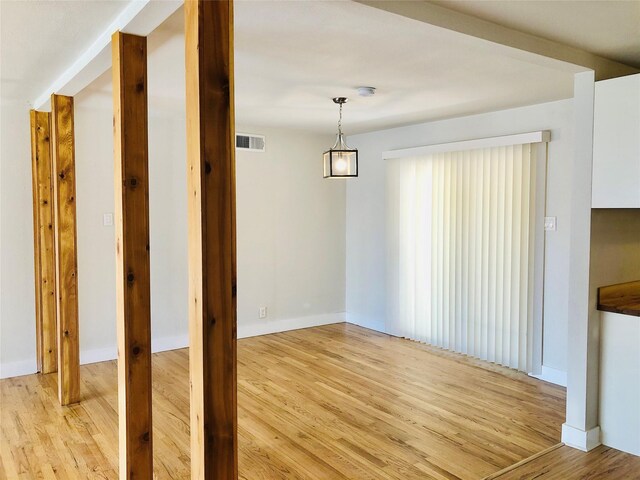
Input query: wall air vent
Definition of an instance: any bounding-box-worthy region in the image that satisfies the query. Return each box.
[236,133,265,152]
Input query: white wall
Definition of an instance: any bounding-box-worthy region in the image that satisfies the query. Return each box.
[0,101,38,376]
[236,126,346,335]
[73,94,193,365]
[74,100,117,362]
[346,99,574,378]
[0,92,345,376]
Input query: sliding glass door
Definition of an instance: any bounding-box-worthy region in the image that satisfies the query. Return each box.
[386,140,547,373]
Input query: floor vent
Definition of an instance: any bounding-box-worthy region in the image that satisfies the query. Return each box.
[236,133,265,152]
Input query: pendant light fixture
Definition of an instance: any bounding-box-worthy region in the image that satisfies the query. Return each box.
[323,97,358,178]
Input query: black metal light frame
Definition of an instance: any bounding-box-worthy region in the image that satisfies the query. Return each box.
[323,149,359,178]
[323,97,358,179]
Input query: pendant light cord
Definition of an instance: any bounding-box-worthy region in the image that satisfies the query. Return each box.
[338,102,343,136]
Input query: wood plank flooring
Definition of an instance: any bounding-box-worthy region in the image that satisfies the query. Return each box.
[486,444,640,479]
[1,323,570,479]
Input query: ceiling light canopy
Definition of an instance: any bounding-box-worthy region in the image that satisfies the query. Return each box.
[323,97,358,179]
[357,86,376,97]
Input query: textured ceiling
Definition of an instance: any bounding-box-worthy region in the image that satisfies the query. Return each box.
[430,0,640,68]
[4,0,626,133]
[0,0,125,106]
[80,1,580,134]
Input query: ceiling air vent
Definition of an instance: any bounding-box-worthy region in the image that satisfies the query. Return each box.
[236,133,265,152]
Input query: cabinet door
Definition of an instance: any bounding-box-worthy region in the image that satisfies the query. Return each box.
[592,74,640,208]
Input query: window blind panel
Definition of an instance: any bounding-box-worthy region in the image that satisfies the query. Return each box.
[386,142,543,372]
[481,149,491,361]
[455,153,464,353]
[496,150,503,362]
[441,153,451,349]
[507,145,519,369]
[398,159,415,339]
[416,161,433,342]
[520,144,532,371]
[526,144,537,373]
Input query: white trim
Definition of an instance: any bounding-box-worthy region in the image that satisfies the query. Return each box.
[0,359,38,379]
[79,333,191,366]
[346,312,386,333]
[529,365,568,387]
[562,424,601,451]
[530,142,548,375]
[238,313,345,338]
[33,0,182,109]
[0,314,345,378]
[0,328,563,380]
[72,334,192,366]
[383,131,551,160]
[152,333,189,354]
[80,345,117,365]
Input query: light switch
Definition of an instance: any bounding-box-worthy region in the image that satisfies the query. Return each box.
[103,213,113,226]
[544,216,557,231]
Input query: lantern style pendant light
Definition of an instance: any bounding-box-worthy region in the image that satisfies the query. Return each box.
[323,97,358,178]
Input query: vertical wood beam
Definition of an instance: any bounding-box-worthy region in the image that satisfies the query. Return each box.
[51,94,80,405]
[185,0,237,478]
[29,110,58,374]
[30,111,44,373]
[112,31,153,480]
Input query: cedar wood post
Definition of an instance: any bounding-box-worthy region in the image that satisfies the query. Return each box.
[112,31,154,479]
[51,94,80,406]
[185,0,238,478]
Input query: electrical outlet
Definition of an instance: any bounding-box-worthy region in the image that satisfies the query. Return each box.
[259,306,267,319]
[103,213,113,226]
[544,216,557,231]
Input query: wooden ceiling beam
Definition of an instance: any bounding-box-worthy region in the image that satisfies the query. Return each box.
[355,0,639,81]
[32,0,181,110]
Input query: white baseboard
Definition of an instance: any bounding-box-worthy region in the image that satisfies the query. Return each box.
[345,312,385,334]
[0,358,38,379]
[54,313,344,368]
[562,423,601,451]
[238,312,345,339]
[79,333,191,366]
[529,365,567,387]
[80,346,117,365]
[152,333,189,354]
[1,335,193,378]
[1,314,345,379]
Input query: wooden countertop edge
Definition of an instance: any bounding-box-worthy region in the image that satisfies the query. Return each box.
[597,280,640,318]
[597,303,640,317]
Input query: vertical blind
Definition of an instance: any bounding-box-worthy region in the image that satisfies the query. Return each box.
[386,143,545,372]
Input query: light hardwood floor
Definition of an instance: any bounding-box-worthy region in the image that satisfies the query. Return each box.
[1,323,572,479]
[486,444,640,479]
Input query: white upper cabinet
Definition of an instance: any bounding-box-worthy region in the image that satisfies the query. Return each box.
[592,74,640,208]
